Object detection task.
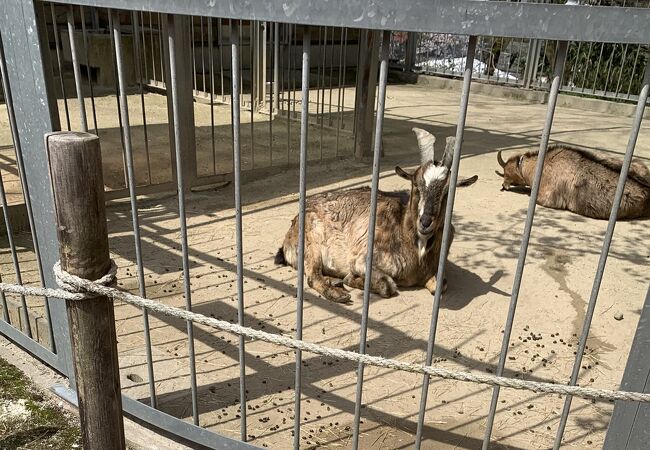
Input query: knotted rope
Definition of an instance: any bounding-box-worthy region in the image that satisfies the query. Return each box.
[0,259,649,404]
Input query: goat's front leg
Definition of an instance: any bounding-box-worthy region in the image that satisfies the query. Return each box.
[305,247,351,303]
[344,257,398,298]
[424,276,448,295]
[424,225,454,295]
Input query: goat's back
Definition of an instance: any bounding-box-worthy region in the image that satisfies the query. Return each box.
[539,146,650,219]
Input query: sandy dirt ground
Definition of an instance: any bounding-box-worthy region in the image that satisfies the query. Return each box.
[0,79,649,449]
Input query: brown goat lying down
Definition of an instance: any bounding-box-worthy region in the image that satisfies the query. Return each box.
[275,128,478,303]
[496,144,650,220]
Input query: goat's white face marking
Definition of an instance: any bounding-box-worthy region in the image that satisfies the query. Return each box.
[423,165,448,187]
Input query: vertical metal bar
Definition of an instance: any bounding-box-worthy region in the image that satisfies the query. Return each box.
[0,26,50,344]
[592,42,606,94]
[208,17,216,175]
[481,41,569,450]
[1,0,73,373]
[335,27,345,156]
[340,27,348,133]
[191,16,197,93]
[350,29,390,450]
[140,11,148,82]
[626,46,641,99]
[316,27,322,127]
[111,11,157,410]
[219,18,225,103]
[166,14,200,426]
[328,28,335,127]
[580,42,595,93]
[66,6,87,132]
[0,166,30,337]
[229,21,248,441]
[614,44,630,97]
[200,17,206,95]
[287,24,292,162]
[319,27,327,158]
[273,23,280,115]
[79,6,98,134]
[414,35,479,450]
[554,54,650,450]
[251,21,256,169]
[569,41,582,90]
[603,43,617,95]
[149,13,157,83]
[293,28,310,450]
[1,33,46,335]
[269,22,274,167]
[132,11,152,186]
[158,13,165,85]
[107,11,127,186]
[51,4,71,131]
[291,26,297,120]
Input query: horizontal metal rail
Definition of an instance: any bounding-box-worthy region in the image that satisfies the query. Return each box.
[47,0,650,44]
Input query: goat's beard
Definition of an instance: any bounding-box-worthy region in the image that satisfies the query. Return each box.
[417,233,432,260]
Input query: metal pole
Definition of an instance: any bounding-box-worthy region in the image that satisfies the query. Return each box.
[47,131,126,450]
[230,21,248,441]
[293,28,311,450]
[553,53,650,450]
[80,6,98,135]
[66,6,87,132]
[112,10,157,410]
[481,41,569,450]
[166,14,200,426]
[351,30,390,450]
[414,35,478,450]
[50,4,71,130]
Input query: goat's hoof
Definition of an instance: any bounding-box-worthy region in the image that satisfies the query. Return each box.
[324,286,351,303]
[377,277,398,298]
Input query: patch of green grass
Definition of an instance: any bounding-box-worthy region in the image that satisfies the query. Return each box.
[0,358,81,449]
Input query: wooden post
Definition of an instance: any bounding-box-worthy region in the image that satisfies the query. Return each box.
[46,131,126,450]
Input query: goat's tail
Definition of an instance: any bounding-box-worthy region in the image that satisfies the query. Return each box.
[274,247,287,265]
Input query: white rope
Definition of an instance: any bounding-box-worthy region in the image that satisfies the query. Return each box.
[1,259,649,404]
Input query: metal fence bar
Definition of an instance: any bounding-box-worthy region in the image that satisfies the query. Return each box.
[269,22,274,166]
[293,28,311,450]
[107,10,127,183]
[0,165,30,337]
[481,40,569,450]
[414,35,478,450]
[51,4,71,131]
[111,10,158,411]
[79,6,98,135]
[208,17,217,175]
[0,26,53,350]
[351,29,390,450]
[44,0,650,44]
[132,11,153,186]
[66,5,87,132]
[553,52,650,450]
[166,14,200,426]
[230,20,248,441]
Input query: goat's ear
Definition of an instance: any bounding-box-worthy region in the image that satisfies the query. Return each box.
[412,127,435,164]
[441,136,456,169]
[395,166,413,181]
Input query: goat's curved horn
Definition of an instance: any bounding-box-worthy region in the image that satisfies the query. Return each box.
[495,170,504,178]
[412,127,436,164]
[497,150,506,167]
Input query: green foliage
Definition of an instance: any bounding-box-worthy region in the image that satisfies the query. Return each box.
[563,42,648,96]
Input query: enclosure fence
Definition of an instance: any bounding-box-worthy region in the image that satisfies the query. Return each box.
[1,0,649,449]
